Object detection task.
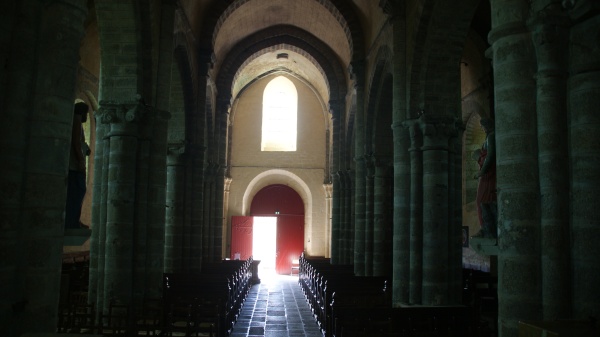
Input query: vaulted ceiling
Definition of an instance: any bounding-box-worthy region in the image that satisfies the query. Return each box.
[178,0,378,104]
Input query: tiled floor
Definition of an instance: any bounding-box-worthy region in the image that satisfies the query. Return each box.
[230,273,323,337]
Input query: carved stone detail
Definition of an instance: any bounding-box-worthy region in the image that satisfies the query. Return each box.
[97,96,147,124]
[404,114,460,151]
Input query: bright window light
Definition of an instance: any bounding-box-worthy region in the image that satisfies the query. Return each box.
[261,76,297,151]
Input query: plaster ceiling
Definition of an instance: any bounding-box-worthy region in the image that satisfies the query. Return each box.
[179,0,368,105]
[232,48,329,105]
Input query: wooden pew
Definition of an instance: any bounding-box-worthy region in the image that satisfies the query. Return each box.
[298,254,390,336]
[333,305,481,337]
[162,258,252,337]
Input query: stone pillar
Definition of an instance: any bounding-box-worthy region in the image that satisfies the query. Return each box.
[165,145,185,273]
[338,171,348,262]
[202,162,218,263]
[0,1,88,334]
[354,156,366,274]
[101,102,140,311]
[91,97,169,314]
[364,157,375,276]
[340,171,354,264]
[382,0,411,306]
[212,98,229,261]
[323,183,333,256]
[138,107,169,302]
[188,145,205,272]
[420,115,456,306]
[331,170,341,262]
[346,170,355,264]
[373,160,393,277]
[567,1,600,320]
[185,52,212,271]
[489,1,540,335]
[352,60,366,270]
[448,120,464,304]
[329,101,342,263]
[530,3,571,320]
[404,118,423,304]
[90,104,110,311]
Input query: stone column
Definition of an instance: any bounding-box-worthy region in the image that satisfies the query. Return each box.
[364,157,375,276]
[90,104,111,312]
[448,120,464,304]
[404,118,423,304]
[90,97,170,314]
[354,156,366,275]
[0,1,88,334]
[381,0,411,306]
[212,98,229,261]
[329,101,342,263]
[352,60,366,270]
[331,171,341,262]
[341,170,354,264]
[489,1,540,335]
[323,183,333,255]
[373,159,393,277]
[188,144,205,272]
[138,106,169,302]
[338,171,347,261]
[165,144,185,273]
[202,162,218,263]
[530,3,571,320]
[223,176,233,257]
[420,115,455,306]
[100,101,141,311]
[566,1,600,320]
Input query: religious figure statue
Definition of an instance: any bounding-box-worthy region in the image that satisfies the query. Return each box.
[473,118,497,238]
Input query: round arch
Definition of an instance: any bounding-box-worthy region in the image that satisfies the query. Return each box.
[242,169,313,224]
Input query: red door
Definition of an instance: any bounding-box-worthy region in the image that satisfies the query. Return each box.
[230,216,253,260]
[276,215,304,274]
[250,184,305,274]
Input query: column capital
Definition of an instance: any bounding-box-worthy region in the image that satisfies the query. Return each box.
[402,118,423,151]
[167,143,186,165]
[167,143,186,156]
[349,59,366,87]
[97,96,147,124]
[405,114,461,151]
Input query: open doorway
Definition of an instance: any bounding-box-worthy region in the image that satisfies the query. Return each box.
[231,183,305,274]
[252,216,277,279]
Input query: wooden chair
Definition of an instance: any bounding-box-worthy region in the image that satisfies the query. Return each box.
[291,259,300,276]
[136,298,163,336]
[188,299,219,337]
[164,300,193,336]
[98,301,131,336]
[69,303,97,334]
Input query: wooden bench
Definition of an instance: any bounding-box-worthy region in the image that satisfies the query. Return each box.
[333,305,480,337]
[162,259,252,336]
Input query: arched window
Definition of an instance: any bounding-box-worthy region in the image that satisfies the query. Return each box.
[261,76,297,151]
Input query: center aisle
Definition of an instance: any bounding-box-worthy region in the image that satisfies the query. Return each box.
[230,274,323,337]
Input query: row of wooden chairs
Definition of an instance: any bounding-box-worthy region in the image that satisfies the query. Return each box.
[162,258,253,336]
[57,258,253,336]
[298,255,493,337]
[298,254,390,337]
[57,298,161,336]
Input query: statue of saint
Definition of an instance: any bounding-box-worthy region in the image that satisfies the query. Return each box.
[473,118,497,238]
